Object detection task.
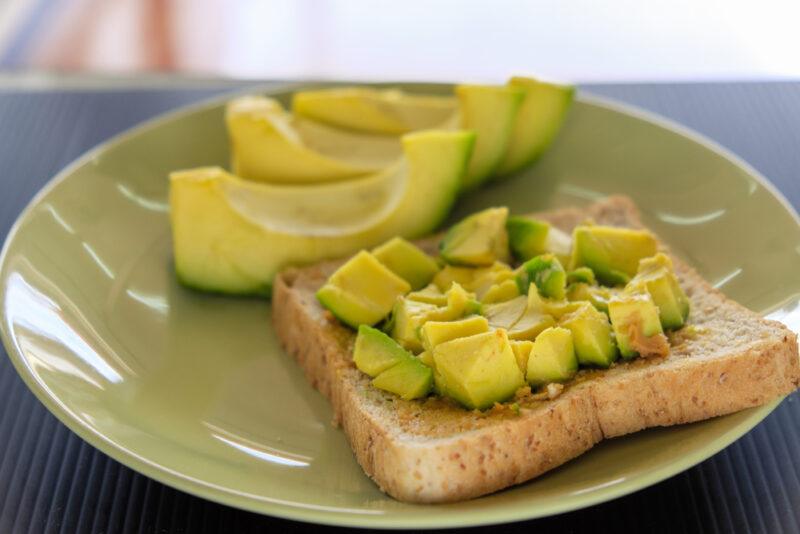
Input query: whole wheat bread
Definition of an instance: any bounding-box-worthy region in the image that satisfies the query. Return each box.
[272,195,800,503]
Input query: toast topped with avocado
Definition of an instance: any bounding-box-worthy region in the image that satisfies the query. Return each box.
[272,195,800,503]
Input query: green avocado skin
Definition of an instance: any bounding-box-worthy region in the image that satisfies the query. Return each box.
[176,269,272,298]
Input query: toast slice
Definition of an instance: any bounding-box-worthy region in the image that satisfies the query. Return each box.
[272,196,800,503]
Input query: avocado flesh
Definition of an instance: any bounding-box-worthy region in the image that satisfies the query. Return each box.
[495,77,575,177]
[484,292,555,341]
[518,253,567,300]
[372,237,439,290]
[433,330,525,410]
[440,207,511,266]
[627,253,690,330]
[566,282,616,313]
[226,96,401,183]
[317,251,410,327]
[570,226,657,286]
[560,303,619,367]
[608,293,669,359]
[506,216,550,261]
[456,85,525,190]
[372,358,433,400]
[292,87,457,135]
[420,315,490,352]
[354,325,414,377]
[510,340,534,373]
[407,283,448,306]
[526,327,578,387]
[480,279,520,304]
[170,130,474,296]
[390,283,475,351]
[567,267,596,285]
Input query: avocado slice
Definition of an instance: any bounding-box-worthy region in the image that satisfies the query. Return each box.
[226,96,401,183]
[494,77,575,177]
[353,325,414,377]
[456,85,525,190]
[317,251,411,327]
[372,237,440,290]
[170,130,474,296]
[506,216,550,261]
[626,253,690,330]
[372,358,433,400]
[292,87,457,135]
[608,293,670,359]
[517,253,567,300]
[526,327,578,387]
[420,315,490,352]
[439,207,511,266]
[560,302,619,367]
[570,226,658,286]
[433,330,525,410]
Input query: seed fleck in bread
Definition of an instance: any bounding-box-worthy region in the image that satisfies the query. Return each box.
[272,196,800,503]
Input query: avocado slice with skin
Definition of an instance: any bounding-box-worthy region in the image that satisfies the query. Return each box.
[560,302,619,367]
[433,330,525,410]
[169,130,474,296]
[570,226,658,286]
[353,325,415,377]
[608,293,669,359]
[494,77,575,177]
[456,84,525,190]
[226,96,402,183]
[317,251,411,328]
[292,87,457,135]
[372,237,440,290]
[371,358,433,400]
[440,207,511,266]
[526,327,578,387]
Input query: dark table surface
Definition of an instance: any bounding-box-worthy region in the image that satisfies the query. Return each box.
[0,80,799,534]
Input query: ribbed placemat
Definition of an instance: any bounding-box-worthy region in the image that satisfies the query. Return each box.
[0,82,798,533]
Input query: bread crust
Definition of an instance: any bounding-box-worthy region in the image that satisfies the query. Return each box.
[272,196,800,503]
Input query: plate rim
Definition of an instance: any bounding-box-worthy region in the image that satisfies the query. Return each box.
[0,84,797,528]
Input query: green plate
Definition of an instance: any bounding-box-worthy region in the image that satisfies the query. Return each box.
[1,83,799,529]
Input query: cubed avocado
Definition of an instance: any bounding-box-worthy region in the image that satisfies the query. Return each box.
[469,262,516,298]
[480,279,521,304]
[570,226,657,286]
[439,207,511,266]
[509,340,534,373]
[506,216,550,260]
[566,282,618,313]
[372,237,440,290]
[626,253,690,330]
[420,315,490,352]
[417,350,435,368]
[433,330,525,409]
[432,265,476,292]
[517,253,567,299]
[546,226,573,267]
[567,267,596,285]
[608,293,670,359]
[484,295,527,330]
[560,302,619,367]
[407,283,448,306]
[484,289,555,340]
[353,325,414,377]
[317,250,411,328]
[526,327,578,387]
[372,358,433,400]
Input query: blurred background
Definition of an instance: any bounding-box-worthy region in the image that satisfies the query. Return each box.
[0,0,799,83]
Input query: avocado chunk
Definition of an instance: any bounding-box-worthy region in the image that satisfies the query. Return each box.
[567,267,596,285]
[494,77,575,177]
[506,216,550,260]
[420,315,490,352]
[566,282,617,313]
[484,288,555,340]
[541,299,585,320]
[509,340,534,373]
[626,253,690,330]
[608,293,669,359]
[456,84,525,190]
[440,207,511,266]
[480,279,521,304]
[353,325,414,377]
[432,265,476,292]
[372,237,440,290]
[546,226,573,268]
[570,226,657,286]
[417,350,435,368]
[526,327,578,387]
[372,357,433,400]
[518,253,567,299]
[433,330,525,409]
[317,251,411,328]
[560,303,619,367]
[390,283,476,351]
[407,283,448,306]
